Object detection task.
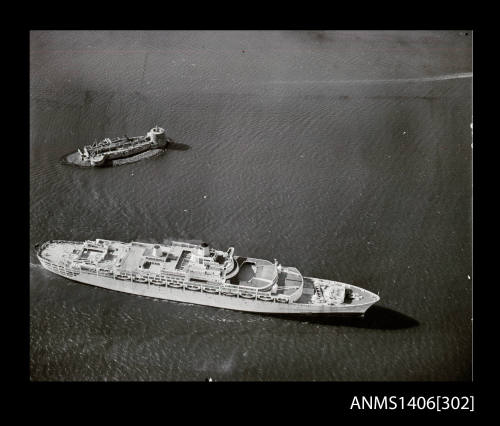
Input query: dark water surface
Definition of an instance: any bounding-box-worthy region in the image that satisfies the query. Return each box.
[30,30,472,381]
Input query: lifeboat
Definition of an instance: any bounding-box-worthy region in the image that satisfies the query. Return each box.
[116,273,131,281]
[133,276,148,284]
[168,282,183,288]
[240,292,255,299]
[186,284,201,291]
[81,264,96,270]
[221,290,237,297]
[151,278,166,286]
[276,297,289,303]
[203,287,219,294]
[257,294,273,302]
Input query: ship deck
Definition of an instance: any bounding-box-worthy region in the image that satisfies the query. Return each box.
[120,242,184,274]
[231,257,277,290]
[38,240,83,265]
[295,277,315,303]
[295,277,380,307]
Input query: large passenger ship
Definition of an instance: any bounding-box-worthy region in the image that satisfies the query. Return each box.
[36,239,380,315]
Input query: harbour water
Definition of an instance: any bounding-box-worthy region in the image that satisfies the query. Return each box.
[30,30,472,381]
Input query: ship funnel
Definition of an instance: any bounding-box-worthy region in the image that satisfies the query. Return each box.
[153,244,162,257]
[201,242,210,257]
[147,126,166,147]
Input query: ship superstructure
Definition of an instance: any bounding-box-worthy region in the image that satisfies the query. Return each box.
[78,126,168,166]
[36,239,380,315]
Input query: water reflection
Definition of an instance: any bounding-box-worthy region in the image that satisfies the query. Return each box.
[262,305,419,330]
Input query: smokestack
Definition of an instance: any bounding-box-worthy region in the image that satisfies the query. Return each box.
[147,126,166,147]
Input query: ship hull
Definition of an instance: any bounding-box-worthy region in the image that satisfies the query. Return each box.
[65,126,170,167]
[37,256,377,315]
[94,141,166,165]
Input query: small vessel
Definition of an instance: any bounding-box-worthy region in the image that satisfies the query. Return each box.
[71,126,169,167]
[36,239,380,316]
